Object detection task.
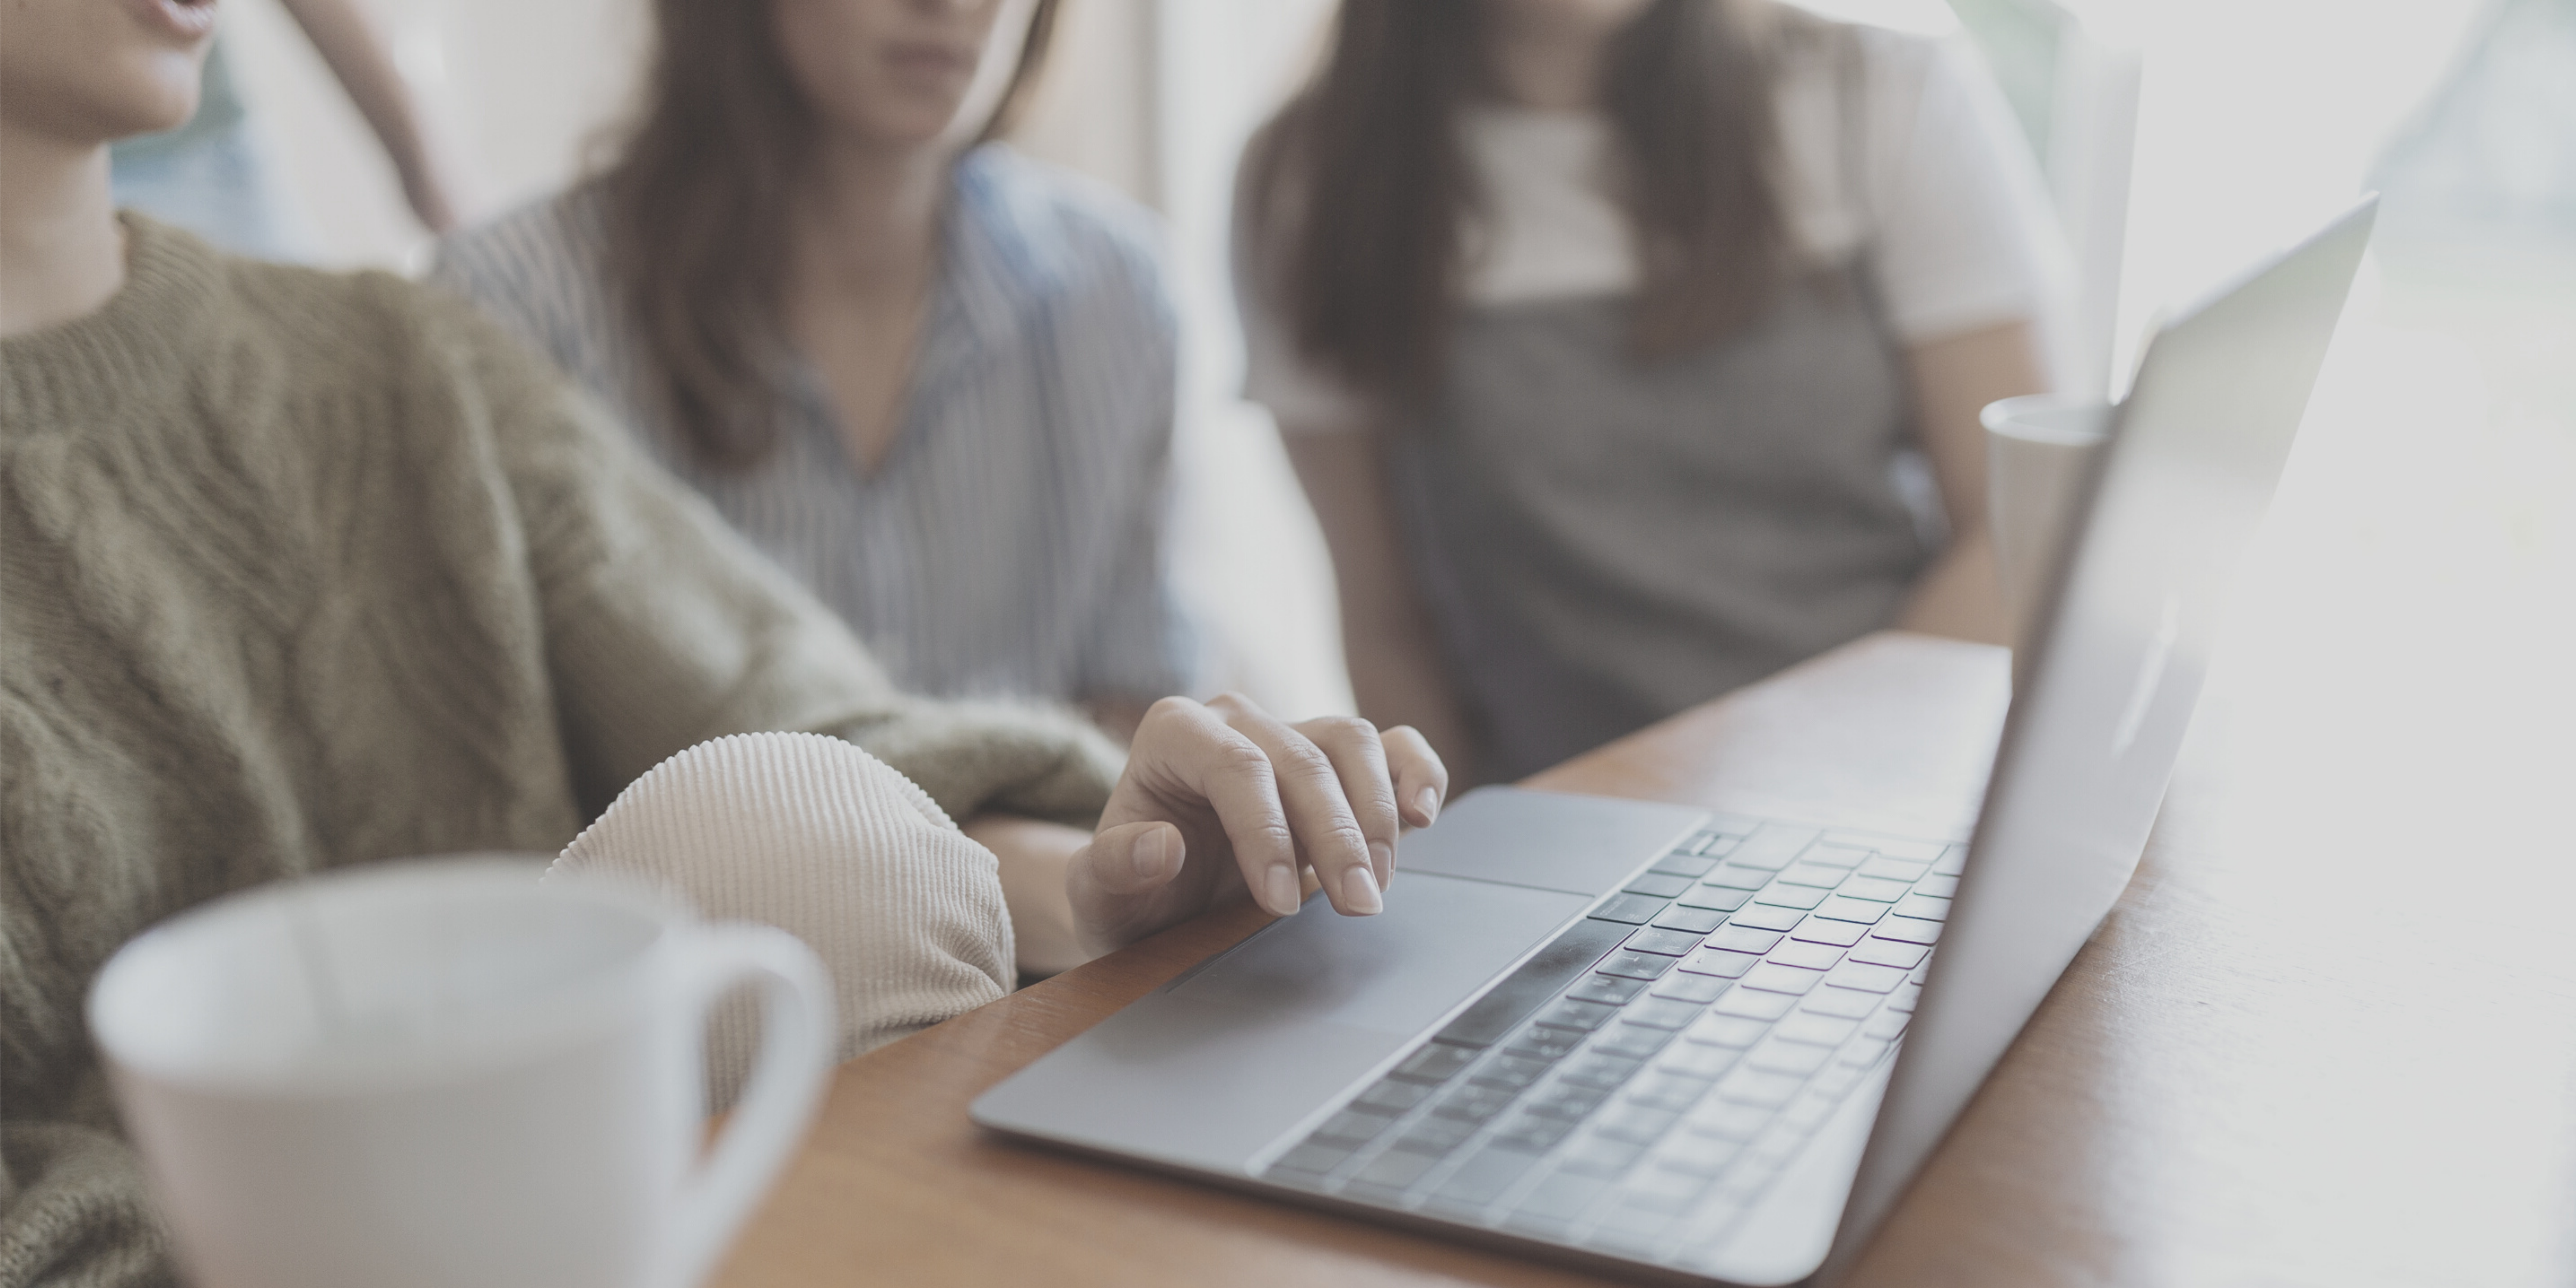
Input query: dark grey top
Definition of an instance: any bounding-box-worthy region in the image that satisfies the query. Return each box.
[1393,265,1931,779]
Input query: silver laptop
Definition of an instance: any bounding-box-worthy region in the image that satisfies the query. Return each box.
[975,198,2377,1285]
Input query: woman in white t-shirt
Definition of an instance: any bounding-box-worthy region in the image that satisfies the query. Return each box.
[1236,0,2070,782]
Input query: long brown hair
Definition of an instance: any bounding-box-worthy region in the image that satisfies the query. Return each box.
[597,0,1062,469]
[1245,0,1803,410]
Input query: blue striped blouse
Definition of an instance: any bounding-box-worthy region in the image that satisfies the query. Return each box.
[432,145,1198,707]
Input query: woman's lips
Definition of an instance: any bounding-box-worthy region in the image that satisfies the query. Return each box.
[132,0,220,43]
[881,40,978,82]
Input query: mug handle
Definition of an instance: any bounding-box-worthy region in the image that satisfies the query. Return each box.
[661,924,837,1288]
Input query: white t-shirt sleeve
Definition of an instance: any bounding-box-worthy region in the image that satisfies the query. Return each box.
[1231,163,1374,433]
[1856,29,2074,345]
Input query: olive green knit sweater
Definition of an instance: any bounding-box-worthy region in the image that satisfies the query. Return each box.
[0,218,1122,1287]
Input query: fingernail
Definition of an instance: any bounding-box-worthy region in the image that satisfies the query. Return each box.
[1412,787,1441,825]
[1340,866,1384,915]
[1264,865,1303,916]
[1369,839,1394,884]
[1132,825,1172,882]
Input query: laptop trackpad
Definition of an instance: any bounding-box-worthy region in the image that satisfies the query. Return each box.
[1168,873,1589,1034]
[973,875,1588,1172]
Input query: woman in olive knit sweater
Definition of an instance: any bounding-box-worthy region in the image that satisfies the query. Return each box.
[0,4,1446,1285]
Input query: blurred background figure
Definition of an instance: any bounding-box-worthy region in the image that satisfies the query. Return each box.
[1235,0,2065,781]
[111,0,463,257]
[434,0,1197,741]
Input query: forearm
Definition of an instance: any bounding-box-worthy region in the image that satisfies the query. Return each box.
[279,0,457,228]
[1894,527,2009,645]
[962,815,1093,978]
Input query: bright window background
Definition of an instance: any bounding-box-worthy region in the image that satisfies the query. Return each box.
[226,0,2570,735]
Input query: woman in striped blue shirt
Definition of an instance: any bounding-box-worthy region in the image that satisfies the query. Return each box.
[435,0,1195,739]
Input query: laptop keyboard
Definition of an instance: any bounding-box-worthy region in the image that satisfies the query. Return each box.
[1260,819,1960,1266]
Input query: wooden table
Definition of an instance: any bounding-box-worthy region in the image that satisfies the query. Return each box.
[715,623,2576,1288]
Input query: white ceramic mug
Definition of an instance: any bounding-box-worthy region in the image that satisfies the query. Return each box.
[1983,394,2115,660]
[88,858,835,1288]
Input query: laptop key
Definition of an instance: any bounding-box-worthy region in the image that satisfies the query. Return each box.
[1701,864,1773,891]
[1714,1067,1803,1108]
[1856,855,1932,882]
[1773,1012,1860,1046]
[1746,1041,1832,1076]
[1494,1112,1579,1152]
[1626,1070,1715,1112]
[1535,998,1622,1031]
[1914,874,1960,899]
[1684,1098,1772,1140]
[1391,1117,1477,1155]
[1827,833,1949,862]
[1678,947,1759,978]
[1650,906,1728,934]
[1561,1053,1646,1090]
[1590,893,1673,925]
[1683,1012,1768,1048]
[1775,861,1847,888]
[1727,903,1808,932]
[1393,1042,1479,1083]
[1660,1133,1745,1178]
[1712,988,1797,1020]
[1268,1139,1354,1178]
[1838,1036,1893,1067]
[1849,938,1930,969]
[1721,825,1821,870]
[1836,875,1911,903]
[1596,951,1676,982]
[1812,896,1891,924]
[1787,916,1869,947]
[1752,884,1829,910]
[1799,844,1874,869]
[1825,961,1908,993]
[1862,1011,1911,1039]
[1658,1042,1741,1079]
[1505,1027,1586,1063]
[1800,987,1882,1019]
[1568,973,1648,1006]
[1557,1137,1647,1183]
[1623,927,1705,956]
[1767,939,1845,970]
[1434,916,1631,1047]
[1740,963,1825,995]
[1513,1172,1610,1223]
[1888,983,1924,1013]
[1621,1160,1715,1212]
[1623,872,1697,899]
[1468,1055,1552,1091]
[1933,845,1967,875]
[1433,1084,1519,1122]
[1595,1103,1682,1145]
[1621,997,1704,1030]
[1675,886,1753,912]
[1892,893,1952,921]
[1871,915,1944,945]
[1649,853,1719,879]
[1349,1148,1442,1191]
[1650,971,1730,1004]
[1355,1077,1435,1113]
[1314,1109,1396,1146]
[1591,1022,1677,1061]
[1430,1145,1541,1206]
[1705,925,1782,954]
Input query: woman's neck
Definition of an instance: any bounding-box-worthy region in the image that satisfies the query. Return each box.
[1,122,125,338]
[787,137,954,307]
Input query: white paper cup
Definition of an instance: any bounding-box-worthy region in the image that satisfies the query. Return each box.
[1984,394,2114,656]
[89,858,835,1288]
